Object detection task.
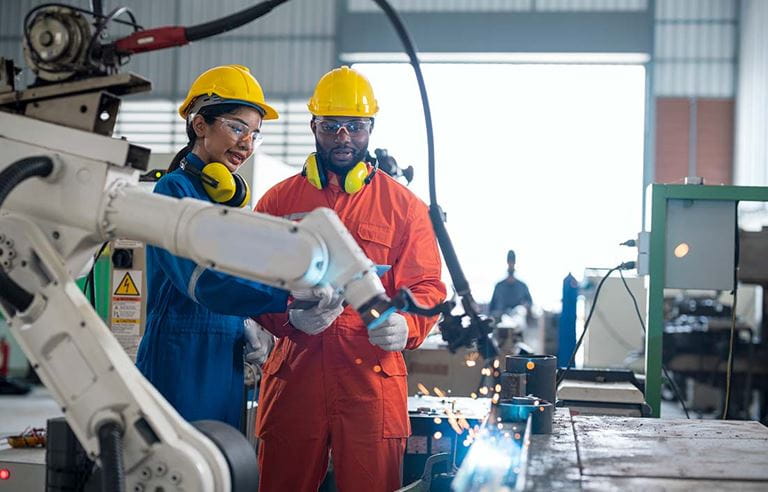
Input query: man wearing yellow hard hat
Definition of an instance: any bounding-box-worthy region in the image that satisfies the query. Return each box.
[136,65,288,428]
[252,66,447,491]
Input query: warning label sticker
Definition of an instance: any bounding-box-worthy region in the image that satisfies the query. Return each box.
[113,271,141,296]
[111,270,143,361]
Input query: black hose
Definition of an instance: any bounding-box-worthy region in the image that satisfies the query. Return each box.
[185,0,291,42]
[0,156,53,208]
[371,0,436,205]
[97,421,125,492]
[0,156,54,313]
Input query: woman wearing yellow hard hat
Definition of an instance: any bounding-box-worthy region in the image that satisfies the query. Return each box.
[136,64,288,428]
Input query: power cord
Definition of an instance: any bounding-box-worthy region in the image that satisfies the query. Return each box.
[82,242,110,309]
[722,287,738,420]
[556,262,634,387]
[617,269,690,419]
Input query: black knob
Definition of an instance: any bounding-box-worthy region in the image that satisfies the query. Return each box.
[112,248,133,269]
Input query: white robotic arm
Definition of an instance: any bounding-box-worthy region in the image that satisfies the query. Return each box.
[0,109,392,492]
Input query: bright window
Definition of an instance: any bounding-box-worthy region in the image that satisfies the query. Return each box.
[355,63,646,309]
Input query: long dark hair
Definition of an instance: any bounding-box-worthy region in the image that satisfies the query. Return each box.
[168,103,244,172]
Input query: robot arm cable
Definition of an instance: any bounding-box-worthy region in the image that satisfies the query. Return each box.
[0,156,54,313]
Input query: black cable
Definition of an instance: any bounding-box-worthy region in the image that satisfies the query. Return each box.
[556,264,624,387]
[617,269,690,419]
[185,0,291,42]
[372,0,483,332]
[370,0,435,205]
[97,421,125,492]
[0,156,54,313]
[723,209,740,419]
[722,287,738,419]
[83,242,110,309]
[86,6,139,66]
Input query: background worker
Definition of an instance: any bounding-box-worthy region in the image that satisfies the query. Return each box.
[136,65,288,428]
[489,249,533,319]
[253,66,447,491]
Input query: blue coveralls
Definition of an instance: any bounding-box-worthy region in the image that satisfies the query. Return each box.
[136,152,288,428]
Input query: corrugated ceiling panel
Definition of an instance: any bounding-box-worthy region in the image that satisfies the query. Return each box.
[179,0,334,35]
[655,61,734,97]
[656,0,736,20]
[656,24,736,59]
[536,0,646,11]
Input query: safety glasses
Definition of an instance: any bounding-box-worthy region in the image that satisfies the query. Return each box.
[216,117,263,147]
[315,119,373,136]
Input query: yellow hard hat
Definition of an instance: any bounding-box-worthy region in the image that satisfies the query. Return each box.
[178,64,279,120]
[308,66,378,118]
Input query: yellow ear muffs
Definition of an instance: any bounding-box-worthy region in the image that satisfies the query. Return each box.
[200,162,236,202]
[342,162,369,194]
[222,173,251,208]
[303,153,373,194]
[183,160,249,208]
[303,153,326,190]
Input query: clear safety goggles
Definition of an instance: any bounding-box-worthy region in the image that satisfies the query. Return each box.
[315,118,373,136]
[216,117,264,147]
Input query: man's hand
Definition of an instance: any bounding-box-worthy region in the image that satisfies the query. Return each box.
[368,312,409,351]
[288,285,344,335]
[244,318,274,365]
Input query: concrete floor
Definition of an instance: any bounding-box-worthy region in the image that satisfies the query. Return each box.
[0,386,62,441]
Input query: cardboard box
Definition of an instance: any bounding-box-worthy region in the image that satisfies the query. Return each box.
[405,337,486,397]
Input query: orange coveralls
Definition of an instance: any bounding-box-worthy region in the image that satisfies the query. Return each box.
[254,169,446,491]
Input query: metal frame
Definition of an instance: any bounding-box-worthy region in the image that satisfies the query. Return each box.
[645,183,768,416]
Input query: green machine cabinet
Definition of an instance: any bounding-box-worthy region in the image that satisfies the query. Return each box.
[75,248,112,321]
[645,184,768,417]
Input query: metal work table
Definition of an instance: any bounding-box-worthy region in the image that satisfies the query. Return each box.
[526,409,768,490]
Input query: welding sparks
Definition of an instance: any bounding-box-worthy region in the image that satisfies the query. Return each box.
[417,383,430,396]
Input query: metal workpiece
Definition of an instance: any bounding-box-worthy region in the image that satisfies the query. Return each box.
[499,372,527,400]
[494,397,554,435]
[505,354,557,404]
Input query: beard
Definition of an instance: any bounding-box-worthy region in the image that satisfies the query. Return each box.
[316,142,369,175]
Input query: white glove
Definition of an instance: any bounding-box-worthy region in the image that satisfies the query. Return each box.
[244,318,274,365]
[368,312,409,351]
[288,285,344,335]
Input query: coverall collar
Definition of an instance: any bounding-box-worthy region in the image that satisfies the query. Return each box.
[184,151,206,171]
